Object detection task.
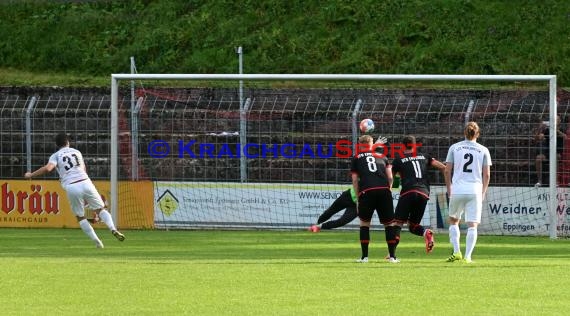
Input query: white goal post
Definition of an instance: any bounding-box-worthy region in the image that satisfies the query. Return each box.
[110,74,559,238]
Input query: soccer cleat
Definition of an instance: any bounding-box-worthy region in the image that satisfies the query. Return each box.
[387,257,400,263]
[446,252,463,262]
[309,225,321,233]
[356,257,369,263]
[112,230,125,242]
[96,240,104,249]
[463,258,473,264]
[424,229,435,254]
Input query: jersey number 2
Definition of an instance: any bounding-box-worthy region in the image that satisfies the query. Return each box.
[462,153,473,173]
[63,154,80,171]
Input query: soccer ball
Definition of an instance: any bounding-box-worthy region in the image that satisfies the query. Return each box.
[359,119,374,133]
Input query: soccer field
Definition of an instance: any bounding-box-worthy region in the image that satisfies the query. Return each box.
[0,228,568,315]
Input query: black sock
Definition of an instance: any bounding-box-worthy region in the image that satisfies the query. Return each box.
[408,222,425,237]
[360,226,370,258]
[385,226,402,258]
[316,212,327,225]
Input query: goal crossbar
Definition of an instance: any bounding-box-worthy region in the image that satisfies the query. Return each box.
[112,73,555,81]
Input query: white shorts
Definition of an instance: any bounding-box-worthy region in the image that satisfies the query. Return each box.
[448,194,482,223]
[63,179,105,217]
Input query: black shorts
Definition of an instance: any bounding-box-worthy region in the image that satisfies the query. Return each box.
[357,189,394,224]
[394,191,429,224]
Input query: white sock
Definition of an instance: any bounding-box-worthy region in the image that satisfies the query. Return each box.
[449,224,461,254]
[98,209,117,232]
[79,219,101,243]
[465,227,478,260]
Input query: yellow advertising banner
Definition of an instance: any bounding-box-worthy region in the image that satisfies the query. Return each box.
[0,180,154,229]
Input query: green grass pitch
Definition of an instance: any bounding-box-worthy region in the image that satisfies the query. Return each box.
[1,228,568,315]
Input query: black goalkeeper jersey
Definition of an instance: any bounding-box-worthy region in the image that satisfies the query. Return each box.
[350,151,391,192]
[391,152,434,196]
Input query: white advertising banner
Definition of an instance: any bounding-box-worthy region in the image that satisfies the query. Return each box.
[428,186,570,236]
[153,182,569,235]
[153,182,427,229]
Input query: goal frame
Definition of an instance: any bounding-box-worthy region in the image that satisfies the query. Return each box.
[110,74,559,238]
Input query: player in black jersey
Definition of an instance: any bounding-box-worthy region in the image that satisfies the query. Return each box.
[391,135,445,254]
[351,135,400,263]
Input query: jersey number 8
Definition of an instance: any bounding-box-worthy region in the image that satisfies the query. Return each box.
[366,156,377,172]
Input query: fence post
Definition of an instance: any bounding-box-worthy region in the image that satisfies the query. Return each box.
[25,96,37,172]
[131,97,144,180]
[236,47,248,182]
[351,99,363,153]
[240,98,251,182]
[130,57,138,180]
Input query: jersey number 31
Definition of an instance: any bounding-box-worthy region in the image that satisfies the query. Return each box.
[63,154,80,171]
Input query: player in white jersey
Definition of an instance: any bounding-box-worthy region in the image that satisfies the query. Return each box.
[24,134,125,248]
[444,122,492,263]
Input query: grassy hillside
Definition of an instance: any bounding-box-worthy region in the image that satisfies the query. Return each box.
[0,0,569,86]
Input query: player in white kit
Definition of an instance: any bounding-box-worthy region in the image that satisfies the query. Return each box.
[24,134,125,248]
[444,122,492,263]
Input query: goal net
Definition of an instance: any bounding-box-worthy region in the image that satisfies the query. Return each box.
[110,74,568,238]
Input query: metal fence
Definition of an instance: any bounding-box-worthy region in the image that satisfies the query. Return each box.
[1,88,569,187]
[1,95,111,180]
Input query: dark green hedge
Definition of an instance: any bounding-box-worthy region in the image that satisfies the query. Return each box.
[1,0,569,84]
